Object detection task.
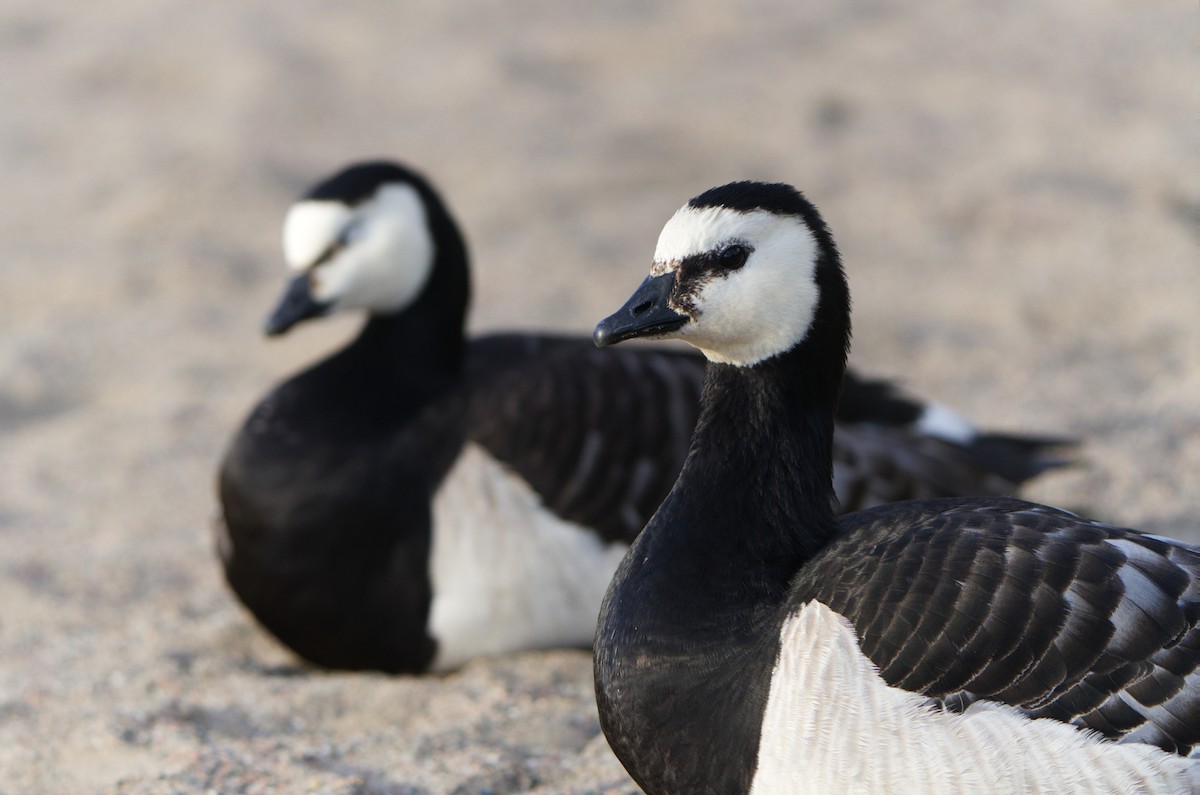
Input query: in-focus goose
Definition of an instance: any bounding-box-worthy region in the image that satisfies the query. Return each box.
[592,182,1199,794]
[217,162,1069,674]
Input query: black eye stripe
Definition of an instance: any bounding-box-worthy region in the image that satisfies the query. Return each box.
[308,239,344,270]
[674,242,752,281]
[306,222,361,271]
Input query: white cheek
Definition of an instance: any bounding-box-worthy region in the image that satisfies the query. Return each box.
[308,249,366,305]
[652,205,824,366]
[686,227,821,367]
[283,202,351,271]
[308,184,436,315]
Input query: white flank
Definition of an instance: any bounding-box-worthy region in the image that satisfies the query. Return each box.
[652,205,822,367]
[749,601,1197,795]
[426,443,629,671]
[915,402,977,444]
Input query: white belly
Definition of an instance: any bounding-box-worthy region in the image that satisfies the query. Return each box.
[426,442,629,671]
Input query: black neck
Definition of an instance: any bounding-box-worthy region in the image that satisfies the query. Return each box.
[636,346,843,631]
[596,319,848,795]
[327,207,470,401]
[349,290,463,381]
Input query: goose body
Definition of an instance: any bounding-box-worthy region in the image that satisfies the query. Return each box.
[592,182,1199,793]
[217,162,1069,674]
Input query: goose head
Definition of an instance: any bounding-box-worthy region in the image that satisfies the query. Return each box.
[594,181,848,369]
[265,161,466,336]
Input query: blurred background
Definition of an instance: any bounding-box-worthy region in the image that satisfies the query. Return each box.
[1,1,1195,791]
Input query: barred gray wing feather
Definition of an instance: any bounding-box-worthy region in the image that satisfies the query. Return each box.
[464,335,703,544]
[466,336,1071,533]
[800,497,1200,754]
[831,426,1019,509]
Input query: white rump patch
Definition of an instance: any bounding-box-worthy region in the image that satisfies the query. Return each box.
[280,183,435,315]
[916,402,977,444]
[427,443,629,671]
[749,601,1197,795]
[652,205,822,367]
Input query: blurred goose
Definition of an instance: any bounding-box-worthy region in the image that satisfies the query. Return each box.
[592,181,1199,794]
[217,162,1070,674]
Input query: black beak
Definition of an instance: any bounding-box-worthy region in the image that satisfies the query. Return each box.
[264,274,329,336]
[594,272,688,348]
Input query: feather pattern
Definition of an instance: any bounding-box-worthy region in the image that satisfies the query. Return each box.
[463,336,703,544]
[466,335,1070,542]
[798,498,1200,752]
[220,165,1072,675]
[592,182,1198,794]
[750,601,1198,795]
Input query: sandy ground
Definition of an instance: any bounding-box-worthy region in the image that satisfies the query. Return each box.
[0,1,1196,792]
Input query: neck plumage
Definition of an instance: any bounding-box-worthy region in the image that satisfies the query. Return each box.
[660,345,842,610]
[339,238,471,403]
[595,339,847,795]
[640,239,850,618]
[601,339,845,659]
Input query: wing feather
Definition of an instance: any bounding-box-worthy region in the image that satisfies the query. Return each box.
[793,497,1200,753]
[465,335,1071,537]
[464,335,702,543]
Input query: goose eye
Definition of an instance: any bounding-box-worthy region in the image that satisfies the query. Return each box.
[339,221,365,246]
[307,221,364,268]
[716,244,749,271]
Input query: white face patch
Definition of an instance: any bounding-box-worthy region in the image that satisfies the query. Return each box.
[652,205,822,367]
[283,200,351,271]
[280,183,436,315]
